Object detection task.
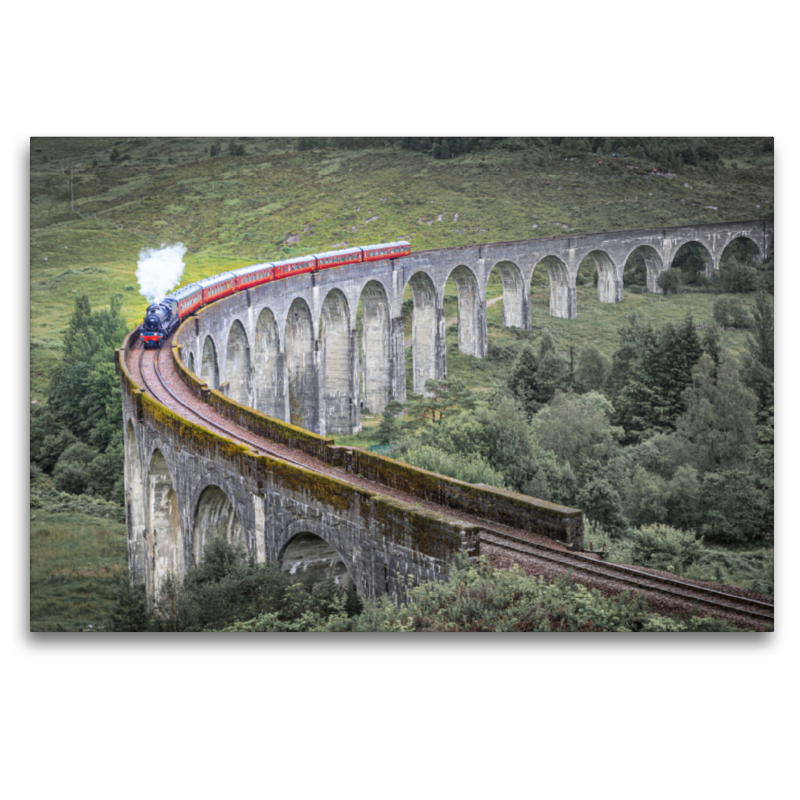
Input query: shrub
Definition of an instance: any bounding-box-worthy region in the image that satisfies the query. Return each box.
[719,258,759,293]
[657,268,683,294]
[713,296,752,329]
[628,524,704,573]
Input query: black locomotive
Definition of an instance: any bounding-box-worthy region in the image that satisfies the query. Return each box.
[140,298,179,349]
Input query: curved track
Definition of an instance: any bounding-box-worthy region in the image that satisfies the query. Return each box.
[132,335,774,629]
[480,529,774,626]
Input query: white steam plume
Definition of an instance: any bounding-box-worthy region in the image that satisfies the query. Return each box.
[136,243,187,304]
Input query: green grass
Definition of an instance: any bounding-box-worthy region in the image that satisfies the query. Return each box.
[30,509,128,632]
[30,137,772,400]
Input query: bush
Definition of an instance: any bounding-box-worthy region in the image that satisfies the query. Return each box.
[628,524,704,573]
[719,258,759,293]
[110,580,149,632]
[577,478,629,537]
[713,296,752,329]
[657,268,683,295]
[51,442,98,495]
[403,445,507,488]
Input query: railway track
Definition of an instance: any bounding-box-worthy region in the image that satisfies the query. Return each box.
[134,335,774,628]
[480,528,774,625]
[138,342,312,473]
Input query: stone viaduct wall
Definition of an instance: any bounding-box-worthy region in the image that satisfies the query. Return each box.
[174,219,772,436]
[120,219,770,603]
[119,334,582,604]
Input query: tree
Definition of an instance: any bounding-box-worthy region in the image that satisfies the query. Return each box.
[713,297,752,329]
[609,313,702,444]
[574,344,609,393]
[624,465,668,527]
[35,293,129,501]
[507,330,570,415]
[657,268,683,294]
[701,470,772,544]
[675,354,758,473]
[664,464,703,532]
[405,377,475,427]
[376,401,404,445]
[52,441,98,495]
[109,580,149,632]
[741,291,774,412]
[577,478,629,537]
[700,323,727,375]
[530,391,622,472]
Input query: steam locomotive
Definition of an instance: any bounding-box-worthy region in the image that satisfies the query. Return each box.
[139,240,410,348]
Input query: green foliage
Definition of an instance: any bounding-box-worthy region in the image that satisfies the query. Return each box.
[404,377,476,428]
[713,296,752,329]
[530,391,622,473]
[586,519,772,593]
[52,442,97,494]
[147,537,363,632]
[223,555,748,632]
[657,268,683,294]
[110,580,149,632]
[675,354,757,473]
[670,244,709,286]
[376,400,404,445]
[700,323,728,373]
[574,344,610,393]
[403,445,507,488]
[700,469,772,544]
[30,509,128,631]
[718,238,768,293]
[577,478,629,537]
[507,330,570,415]
[627,524,705,574]
[609,312,703,444]
[741,291,774,412]
[32,294,127,504]
[623,465,668,527]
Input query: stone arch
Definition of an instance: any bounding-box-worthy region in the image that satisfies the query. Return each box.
[623,245,664,293]
[254,306,286,420]
[719,235,763,267]
[359,280,391,415]
[279,532,356,592]
[405,270,443,394]
[186,350,195,375]
[486,259,527,329]
[581,249,622,304]
[535,255,574,319]
[200,335,220,390]
[446,264,485,357]
[668,240,714,278]
[124,419,146,587]
[319,288,356,435]
[148,448,182,598]
[225,318,252,407]
[192,485,245,568]
[285,297,318,432]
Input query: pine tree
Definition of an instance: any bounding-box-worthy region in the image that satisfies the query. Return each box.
[676,354,758,473]
[742,291,774,412]
[376,401,404,445]
[507,330,570,415]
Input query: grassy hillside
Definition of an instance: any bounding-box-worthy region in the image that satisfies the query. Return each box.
[30,136,773,399]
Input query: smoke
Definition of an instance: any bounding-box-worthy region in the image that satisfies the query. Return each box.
[136,243,187,304]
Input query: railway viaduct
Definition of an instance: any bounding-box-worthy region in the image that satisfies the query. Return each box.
[118,219,772,603]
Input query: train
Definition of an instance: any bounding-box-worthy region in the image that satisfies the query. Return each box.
[139,240,411,348]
